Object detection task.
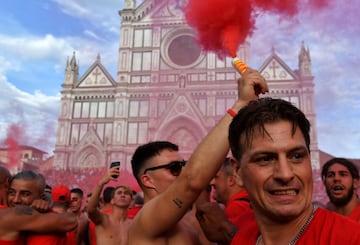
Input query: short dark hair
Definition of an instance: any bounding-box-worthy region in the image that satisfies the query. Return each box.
[11,170,46,193]
[103,186,115,203]
[131,141,179,185]
[221,157,233,176]
[229,98,311,161]
[321,158,359,180]
[70,188,84,198]
[112,185,133,198]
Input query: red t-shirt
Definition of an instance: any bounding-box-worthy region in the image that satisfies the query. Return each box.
[225,190,251,225]
[231,207,360,244]
[0,240,24,245]
[26,233,67,245]
[126,206,142,219]
[89,221,96,245]
[66,230,76,245]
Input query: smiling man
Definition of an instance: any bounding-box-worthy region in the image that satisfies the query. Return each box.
[322,157,360,221]
[228,98,360,244]
[2,169,77,244]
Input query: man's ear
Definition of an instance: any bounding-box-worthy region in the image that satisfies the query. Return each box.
[140,174,156,189]
[353,178,359,190]
[40,191,46,201]
[230,157,244,187]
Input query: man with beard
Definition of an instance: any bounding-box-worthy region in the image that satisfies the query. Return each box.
[322,157,360,221]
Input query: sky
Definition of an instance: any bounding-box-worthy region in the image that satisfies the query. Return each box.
[0,0,359,159]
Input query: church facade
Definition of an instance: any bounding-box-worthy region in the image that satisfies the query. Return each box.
[53,0,320,173]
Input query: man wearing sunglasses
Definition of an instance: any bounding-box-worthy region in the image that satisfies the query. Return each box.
[128,68,268,245]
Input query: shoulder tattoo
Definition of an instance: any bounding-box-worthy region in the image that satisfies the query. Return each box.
[15,206,34,215]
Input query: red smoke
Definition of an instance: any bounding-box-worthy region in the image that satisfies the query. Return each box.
[3,124,23,167]
[185,0,253,58]
[185,0,328,58]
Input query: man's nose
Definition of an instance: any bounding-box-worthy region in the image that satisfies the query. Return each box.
[12,193,22,204]
[273,157,295,183]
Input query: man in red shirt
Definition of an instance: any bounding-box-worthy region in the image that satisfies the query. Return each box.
[210,157,251,226]
[322,157,360,222]
[228,98,360,244]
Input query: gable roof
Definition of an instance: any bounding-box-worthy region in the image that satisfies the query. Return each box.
[75,55,117,88]
[259,49,298,81]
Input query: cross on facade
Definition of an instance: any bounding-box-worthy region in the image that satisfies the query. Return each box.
[92,68,101,84]
[269,60,280,79]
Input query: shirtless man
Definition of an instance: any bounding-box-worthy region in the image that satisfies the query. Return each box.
[0,167,77,244]
[128,68,268,244]
[87,166,133,245]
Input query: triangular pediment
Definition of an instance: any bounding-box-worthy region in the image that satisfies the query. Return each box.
[163,94,205,124]
[139,0,187,22]
[76,57,116,88]
[259,52,297,81]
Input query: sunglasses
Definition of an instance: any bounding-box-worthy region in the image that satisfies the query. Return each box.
[143,160,186,176]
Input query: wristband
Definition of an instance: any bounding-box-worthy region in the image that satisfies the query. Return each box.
[227,108,237,118]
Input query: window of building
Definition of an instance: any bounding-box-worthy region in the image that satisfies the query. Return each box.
[73,102,82,118]
[127,122,148,144]
[129,100,149,117]
[90,102,98,118]
[168,35,201,67]
[82,102,90,118]
[134,29,152,47]
[132,52,152,72]
[98,102,107,118]
[106,101,114,117]
[216,97,236,116]
[134,29,143,47]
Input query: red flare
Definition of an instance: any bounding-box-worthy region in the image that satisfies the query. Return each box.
[185,0,328,59]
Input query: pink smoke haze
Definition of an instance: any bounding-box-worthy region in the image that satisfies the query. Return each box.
[185,0,329,58]
[3,124,22,168]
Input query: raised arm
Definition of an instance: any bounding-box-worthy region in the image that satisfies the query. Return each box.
[87,166,119,225]
[134,68,268,238]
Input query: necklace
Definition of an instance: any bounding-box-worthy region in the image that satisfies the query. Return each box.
[255,204,318,245]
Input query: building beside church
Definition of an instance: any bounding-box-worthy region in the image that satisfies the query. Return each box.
[0,145,47,174]
[53,0,320,174]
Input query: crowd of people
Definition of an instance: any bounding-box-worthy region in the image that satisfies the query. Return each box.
[1,67,360,244]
